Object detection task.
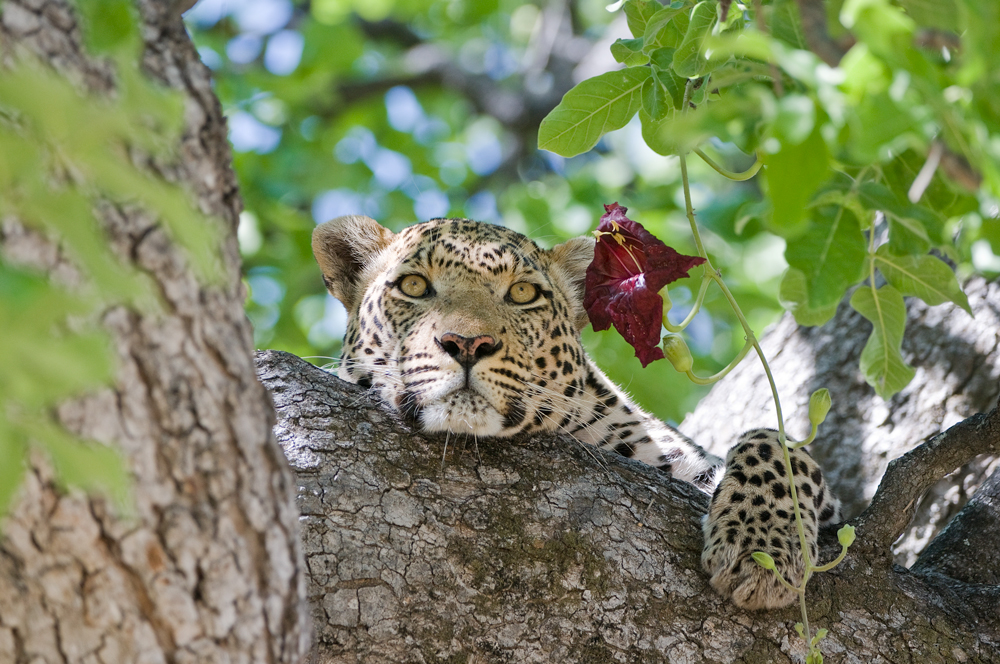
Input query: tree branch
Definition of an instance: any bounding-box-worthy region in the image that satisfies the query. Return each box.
[851,404,1000,552]
[255,349,1000,663]
[912,465,1000,584]
[793,0,855,67]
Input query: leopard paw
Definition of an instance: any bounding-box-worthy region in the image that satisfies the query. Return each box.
[701,428,841,609]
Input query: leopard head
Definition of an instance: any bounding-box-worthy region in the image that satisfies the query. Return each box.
[312,215,595,437]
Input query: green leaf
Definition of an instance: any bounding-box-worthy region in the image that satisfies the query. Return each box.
[76,0,138,54]
[850,284,916,399]
[784,204,866,310]
[764,126,831,238]
[881,150,978,222]
[873,247,972,312]
[857,182,943,256]
[611,38,650,66]
[624,0,661,38]
[770,94,816,146]
[538,68,651,157]
[645,82,772,155]
[898,0,959,30]
[734,198,772,235]
[768,0,808,49]
[845,92,920,165]
[643,5,689,51]
[842,0,916,67]
[672,1,718,78]
[778,267,839,326]
[30,419,132,514]
[642,55,686,121]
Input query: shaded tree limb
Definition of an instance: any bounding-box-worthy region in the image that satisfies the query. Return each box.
[912,466,1000,584]
[851,405,1000,552]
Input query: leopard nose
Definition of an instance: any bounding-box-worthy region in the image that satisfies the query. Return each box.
[437,333,502,366]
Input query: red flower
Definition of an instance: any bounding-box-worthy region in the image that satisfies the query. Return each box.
[584,203,706,367]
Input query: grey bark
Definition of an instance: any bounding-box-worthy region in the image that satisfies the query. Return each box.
[0,2,309,663]
[256,349,1000,664]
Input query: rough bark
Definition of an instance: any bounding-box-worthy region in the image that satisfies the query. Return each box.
[682,276,1000,566]
[256,349,1000,664]
[0,2,309,663]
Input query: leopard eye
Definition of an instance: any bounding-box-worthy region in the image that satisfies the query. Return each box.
[398,274,429,298]
[507,281,538,304]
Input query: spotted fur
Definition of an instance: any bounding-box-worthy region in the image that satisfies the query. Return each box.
[701,429,841,609]
[313,216,840,610]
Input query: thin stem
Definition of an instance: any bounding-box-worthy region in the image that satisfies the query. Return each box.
[663,273,711,333]
[798,584,812,650]
[764,562,801,593]
[684,339,753,385]
[693,148,762,181]
[788,426,818,448]
[812,545,851,573]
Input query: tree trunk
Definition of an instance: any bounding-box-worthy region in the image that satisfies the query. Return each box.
[0,2,309,662]
[255,340,1000,663]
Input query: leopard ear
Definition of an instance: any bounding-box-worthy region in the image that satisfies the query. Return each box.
[312,215,395,311]
[550,236,596,331]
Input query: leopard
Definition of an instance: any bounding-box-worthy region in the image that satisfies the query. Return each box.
[312,214,841,610]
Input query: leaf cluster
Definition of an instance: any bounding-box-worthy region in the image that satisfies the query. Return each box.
[539,0,1000,398]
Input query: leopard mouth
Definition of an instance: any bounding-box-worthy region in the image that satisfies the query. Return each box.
[406,386,504,436]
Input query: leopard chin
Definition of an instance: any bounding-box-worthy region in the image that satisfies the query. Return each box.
[418,389,504,436]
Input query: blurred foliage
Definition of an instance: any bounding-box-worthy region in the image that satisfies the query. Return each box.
[186,0,998,411]
[0,0,223,519]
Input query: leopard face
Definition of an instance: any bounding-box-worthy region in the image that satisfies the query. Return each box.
[312,215,597,438]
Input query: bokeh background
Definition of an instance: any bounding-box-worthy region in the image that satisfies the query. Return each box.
[183,0,1000,423]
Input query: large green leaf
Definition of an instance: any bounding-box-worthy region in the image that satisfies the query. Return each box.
[764,126,831,238]
[778,267,839,326]
[672,1,718,78]
[850,284,915,399]
[538,68,651,157]
[873,246,972,312]
[784,203,866,309]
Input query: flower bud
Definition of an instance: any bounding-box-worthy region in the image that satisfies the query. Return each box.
[751,551,776,570]
[808,388,831,427]
[837,524,856,548]
[662,335,693,373]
